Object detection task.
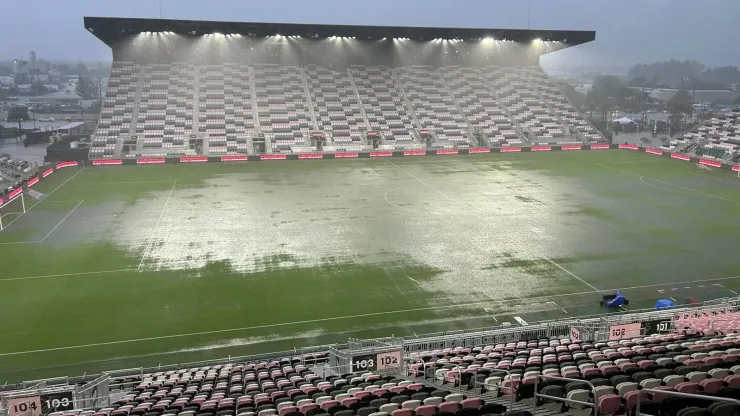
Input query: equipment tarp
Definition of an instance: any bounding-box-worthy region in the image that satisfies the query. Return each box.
[606,291,627,307]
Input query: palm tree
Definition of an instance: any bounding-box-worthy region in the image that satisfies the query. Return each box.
[6,106,30,130]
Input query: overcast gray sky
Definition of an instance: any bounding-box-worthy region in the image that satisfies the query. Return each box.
[2,0,738,69]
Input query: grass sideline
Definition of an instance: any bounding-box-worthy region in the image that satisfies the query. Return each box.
[2,150,740,382]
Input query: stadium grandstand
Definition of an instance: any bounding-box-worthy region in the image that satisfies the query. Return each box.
[5,16,740,416]
[673,111,740,164]
[83,17,603,159]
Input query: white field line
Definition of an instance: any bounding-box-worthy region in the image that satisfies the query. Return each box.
[39,200,83,242]
[639,176,699,196]
[137,181,177,271]
[406,275,420,284]
[7,273,740,355]
[0,240,39,246]
[1,168,84,230]
[383,188,418,213]
[384,157,601,292]
[67,180,176,186]
[0,200,85,245]
[0,298,544,357]
[0,268,137,282]
[544,257,600,292]
[513,316,528,325]
[596,162,740,205]
[384,158,455,202]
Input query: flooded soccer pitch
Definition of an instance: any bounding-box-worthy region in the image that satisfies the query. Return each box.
[2,150,740,382]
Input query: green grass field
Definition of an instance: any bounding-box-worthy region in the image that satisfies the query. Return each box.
[2,150,740,383]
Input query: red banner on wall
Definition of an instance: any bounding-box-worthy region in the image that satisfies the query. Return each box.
[562,145,583,150]
[221,155,248,162]
[56,161,79,168]
[700,159,722,168]
[531,146,552,152]
[436,149,458,155]
[42,168,53,178]
[92,159,122,166]
[298,153,324,159]
[590,144,610,150]
[335,152,359,158]
[501,147,522,153]
[260,154,287,160]
[26,177,39,187]
[370,151,393,157]
[645,148,663,156]
[468,148,491,154]
[618,144,639,150]
[403,150,426,156]
[671,153,691,161]
[8,188,23,199]
[137,158,166,164]
[180,156,207,163]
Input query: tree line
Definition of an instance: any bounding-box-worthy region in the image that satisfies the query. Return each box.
[627,60,740,89]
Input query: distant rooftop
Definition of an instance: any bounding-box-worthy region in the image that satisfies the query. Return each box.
[32,92,82,101]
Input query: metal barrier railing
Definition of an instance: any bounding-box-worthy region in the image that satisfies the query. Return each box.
[636,389,740,416]
[532,374,597,414]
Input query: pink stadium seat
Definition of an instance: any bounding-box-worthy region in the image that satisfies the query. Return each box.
[414,406,436,416]
[461,398,482,409]
[320,400,338,410]
[675,382,699,394]
[597,394,621,415]
[341,398,357,407]
[700,379,723,394]
[438,402,460,413]
[725,375,740,388]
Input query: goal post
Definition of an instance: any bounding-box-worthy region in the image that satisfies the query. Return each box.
[0,192,27,231]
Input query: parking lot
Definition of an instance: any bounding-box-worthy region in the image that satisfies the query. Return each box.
[1,111,96,132]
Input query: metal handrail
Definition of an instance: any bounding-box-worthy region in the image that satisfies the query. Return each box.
[636,389,740,416]
[532,374,597,414]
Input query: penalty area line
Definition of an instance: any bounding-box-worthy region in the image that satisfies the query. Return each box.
[39,200,83,242]
[1,168,85,231]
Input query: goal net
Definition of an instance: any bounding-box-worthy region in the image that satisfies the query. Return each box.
[0,191,26,231]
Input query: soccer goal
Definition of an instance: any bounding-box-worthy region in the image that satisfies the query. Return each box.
[0,191,27,231]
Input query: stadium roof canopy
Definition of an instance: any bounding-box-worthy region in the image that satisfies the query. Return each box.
[84,16,595,46]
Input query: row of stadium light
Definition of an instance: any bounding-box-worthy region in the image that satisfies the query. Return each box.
[131,31,553,44]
